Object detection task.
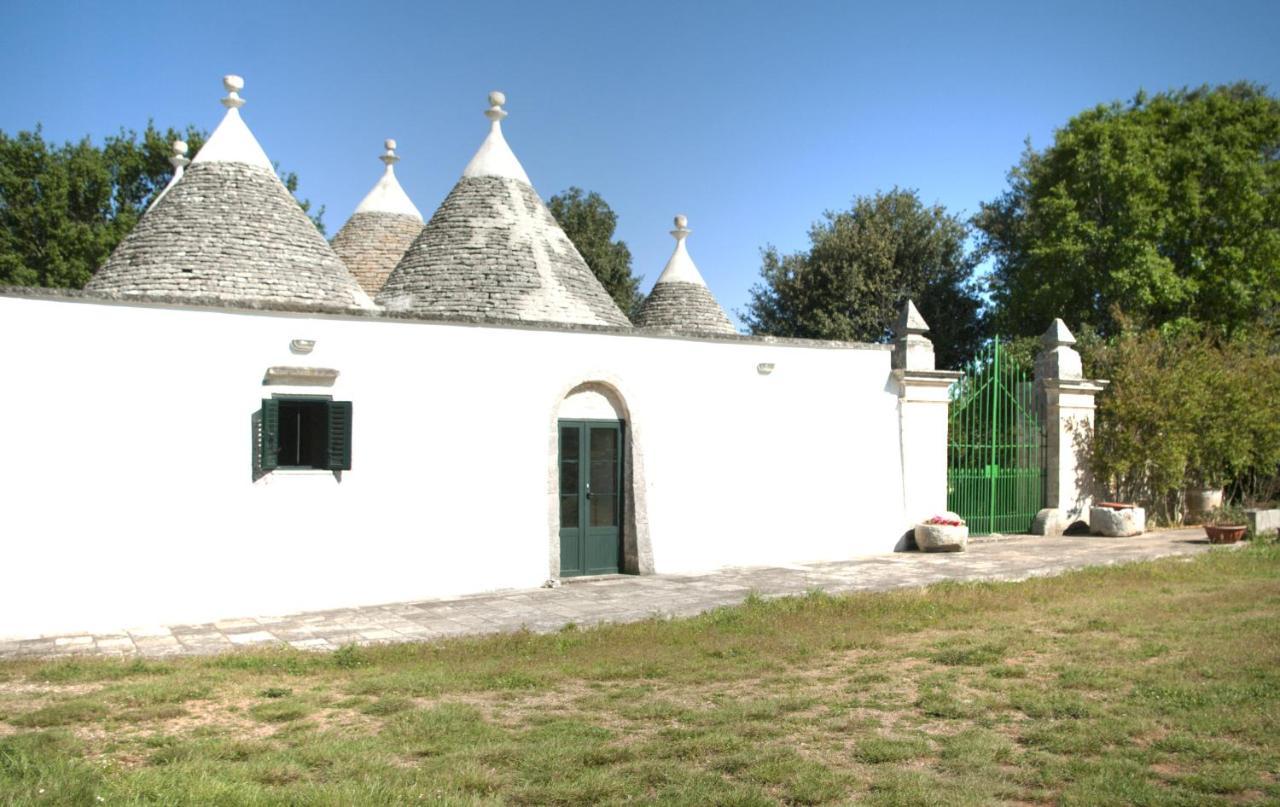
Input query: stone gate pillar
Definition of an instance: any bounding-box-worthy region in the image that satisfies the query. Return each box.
[892,301,962,546]
[1032,319,1107,533]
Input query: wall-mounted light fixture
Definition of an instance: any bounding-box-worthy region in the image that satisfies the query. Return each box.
[290,339,315,355]
[757,362,775,376]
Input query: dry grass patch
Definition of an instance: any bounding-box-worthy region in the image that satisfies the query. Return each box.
[1,545,1278,804]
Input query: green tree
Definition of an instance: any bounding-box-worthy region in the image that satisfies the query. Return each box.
[1087,324,1280,520]
[976,83,1280,338]
[548,187,643,315]
[0,123,325,289]
[742,188,985,368]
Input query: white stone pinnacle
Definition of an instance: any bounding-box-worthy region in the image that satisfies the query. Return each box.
[192,74,274,170]
[221,75,245,109]
[169,140,190,171]
[654,214,710,287]
[380,139,400,167]
[1042,317,1076,347]
[354,137,423,220]
[461,90,532,184]
[897,299,930,336]
[147,140,192,212]
[485,91,508,122]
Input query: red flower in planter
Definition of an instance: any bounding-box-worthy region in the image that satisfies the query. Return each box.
[925,516,966,527]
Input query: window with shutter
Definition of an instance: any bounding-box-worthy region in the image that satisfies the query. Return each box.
[257,396,352,475]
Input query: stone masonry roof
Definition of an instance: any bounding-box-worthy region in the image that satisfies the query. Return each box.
[377,92,630,327]
[633,215,736,335]
[634,280,736,334]
[377,175,631,326]
[86,161,374,309]
[331,212,424,296]
[1,284,891,351]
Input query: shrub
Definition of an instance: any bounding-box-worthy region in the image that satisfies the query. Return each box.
[1087,326,1280,522]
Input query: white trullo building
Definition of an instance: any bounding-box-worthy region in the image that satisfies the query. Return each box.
[0,76,959,639]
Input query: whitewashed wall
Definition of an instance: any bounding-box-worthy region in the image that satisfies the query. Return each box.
[0,294,912,638]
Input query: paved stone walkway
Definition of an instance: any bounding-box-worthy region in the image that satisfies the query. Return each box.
[0,528,1231,659]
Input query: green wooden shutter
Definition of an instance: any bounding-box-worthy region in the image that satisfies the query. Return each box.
[261,398,280,472]
[326,401,353,471]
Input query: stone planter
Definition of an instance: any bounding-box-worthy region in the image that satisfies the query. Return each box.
[1090,504,1146,537]
[1204,524,1246,544]
[1184,487,1224,522]
[914,522,968,552]
[1246,508,1280,538]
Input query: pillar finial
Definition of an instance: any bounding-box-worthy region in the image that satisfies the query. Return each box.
[220,75,245,109]
[896,299,930,337]
[1041,317,1076,348]
[485,91,508,123]
[380,138,400,168]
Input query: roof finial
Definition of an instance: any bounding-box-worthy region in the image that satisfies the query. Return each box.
[485,91,508,123]
[221,75,245,110]
[169,140,190,172]
[380,138,400,168]
[146,139,192,212]
[671,214,691,242]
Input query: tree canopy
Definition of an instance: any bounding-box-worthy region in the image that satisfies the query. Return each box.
[975,83,1280,338]
[0,123,325,289]
[547,187,643,315]
[742,188,984,368]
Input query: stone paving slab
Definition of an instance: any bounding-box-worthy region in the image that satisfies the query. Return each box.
[0,528,1236,659]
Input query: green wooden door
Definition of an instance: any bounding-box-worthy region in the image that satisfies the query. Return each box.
[558,420,623,576]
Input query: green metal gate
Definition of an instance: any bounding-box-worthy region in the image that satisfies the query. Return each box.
[947,338,1046,535]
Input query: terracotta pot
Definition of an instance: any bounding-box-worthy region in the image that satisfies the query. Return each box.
[1204,524,1246,544]
[1096,502,1138,510]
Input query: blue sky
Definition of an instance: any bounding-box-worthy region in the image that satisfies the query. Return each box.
[2,0,1277,324]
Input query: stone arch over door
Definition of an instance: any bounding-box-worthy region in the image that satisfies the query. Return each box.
[547,379,653,580]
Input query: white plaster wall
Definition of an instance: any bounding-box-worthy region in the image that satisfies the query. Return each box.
[0,296,909,638]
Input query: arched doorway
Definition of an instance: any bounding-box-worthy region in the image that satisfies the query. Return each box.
[551,382,651,579]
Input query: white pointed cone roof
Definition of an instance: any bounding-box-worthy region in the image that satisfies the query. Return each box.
[190,76,273,170]
[461,92,532,184]
[353,139,423,220]
[654,215,711,286]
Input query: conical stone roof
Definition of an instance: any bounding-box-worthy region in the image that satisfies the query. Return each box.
[633,216,735,335]
[331,139,424,295]
[86,76,374,310]
[376,93,630,327]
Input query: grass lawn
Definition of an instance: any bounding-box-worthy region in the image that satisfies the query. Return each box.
[2,545,1278,805]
